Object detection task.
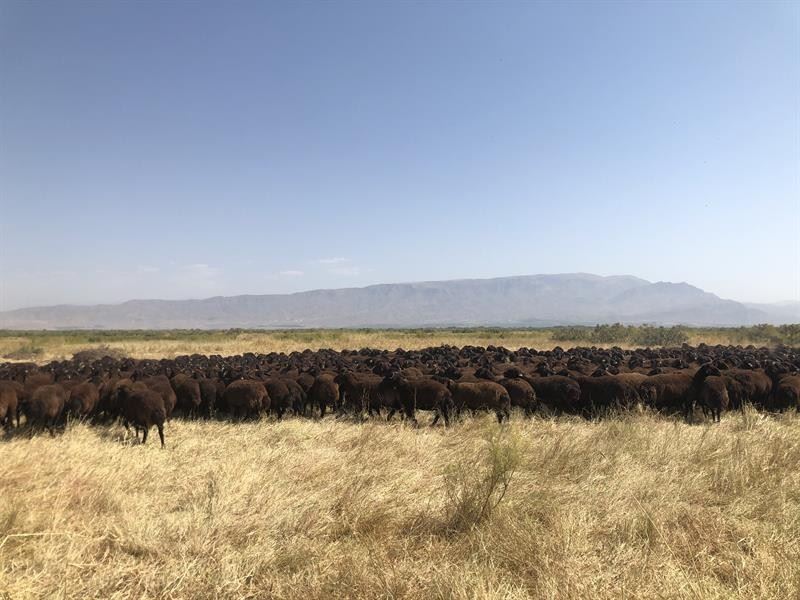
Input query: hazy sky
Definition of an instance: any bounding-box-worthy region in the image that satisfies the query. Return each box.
[1,1,798,310]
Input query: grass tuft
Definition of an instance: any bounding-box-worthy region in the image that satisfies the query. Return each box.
[441,425,521,534]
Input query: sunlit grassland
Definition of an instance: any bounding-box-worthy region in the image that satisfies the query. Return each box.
[0,410,798,599]
[0,324,797,363]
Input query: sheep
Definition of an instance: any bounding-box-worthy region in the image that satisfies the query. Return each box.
[23,384,67,436]
[0,380,23,429]
[572,375,642,417]
[477,368,537,415]
[222,380,269,420]
[307,374,339,418]
[334,372,399,419]
[66,381,99,420]
[280,377,308,416]
[720,368,773,410]
[117,381,166,447]
[684,364,725,423]
[522,375,582,415]
[139,375,178,419]
[380,374,452,426]
[639,372,694,415]
[697,376,730,422]
[263,379,294,419]
[196,376,223,417]
[447,380,511,423]
[170,374,202,419]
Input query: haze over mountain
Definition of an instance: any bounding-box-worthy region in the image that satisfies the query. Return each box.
[0,273,796,330]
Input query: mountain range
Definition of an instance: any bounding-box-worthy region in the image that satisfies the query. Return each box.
[0,273,797,329]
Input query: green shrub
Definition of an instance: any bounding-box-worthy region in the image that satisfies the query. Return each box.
[631,326,689,347]
[551,324,690,346]
[441,427,521,534]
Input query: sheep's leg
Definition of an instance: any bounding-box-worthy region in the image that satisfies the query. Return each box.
[684,401,694,424]
[442,406,450,427]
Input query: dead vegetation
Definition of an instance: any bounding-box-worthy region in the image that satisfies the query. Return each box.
[1,410,798,599]
[0,325,796,364]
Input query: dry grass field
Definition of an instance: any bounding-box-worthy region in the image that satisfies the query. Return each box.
[1,325,797,363]
[0,330,555,363]
[1,410,798,599]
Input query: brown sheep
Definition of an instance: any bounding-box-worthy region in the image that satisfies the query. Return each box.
[295,372,316,394]
[96,377,124,420]
[447,381,511,423]
[307,374,339,418]
[478,369,537,415]
[280,377,307,415]
[263,379,294,418]
[764,363,798,411]
[522,375,582,415]
[334,372,399,418]
[24,371,54,396]
[117,381,166,447]
[66,381,99,420]
[772,375,800,411]
[639,372,694,415]
[0,380,23,429]
[498,377,537,416]
[171,374,202,418]
[613,373,648,405]
[196,377,222,417]
[222,380,269,420]
[380,375,452,425]
[24,384,68,436]
[721,369,772,409]
[697,376,730,422]
[573,375,643,415]
[684,364,725,422]
[140,375,178,419]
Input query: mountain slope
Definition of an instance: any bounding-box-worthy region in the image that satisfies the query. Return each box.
[0,273,788,329]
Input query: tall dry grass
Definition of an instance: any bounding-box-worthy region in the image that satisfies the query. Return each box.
[1,411,798,599]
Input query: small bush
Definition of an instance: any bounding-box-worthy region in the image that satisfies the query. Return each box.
[550,324,690,346]
[631,326,689,346]
[442,427,521,534]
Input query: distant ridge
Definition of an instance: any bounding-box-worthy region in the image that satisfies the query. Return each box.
[0,273,797,329]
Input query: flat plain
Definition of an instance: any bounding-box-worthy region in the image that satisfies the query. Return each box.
[1,324,797,363]
[1,411,799,599]
[1,327,798,599]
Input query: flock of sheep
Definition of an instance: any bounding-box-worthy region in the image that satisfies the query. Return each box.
[1,343,799,447]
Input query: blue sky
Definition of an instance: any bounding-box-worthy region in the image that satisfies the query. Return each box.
[1,1,798,310]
